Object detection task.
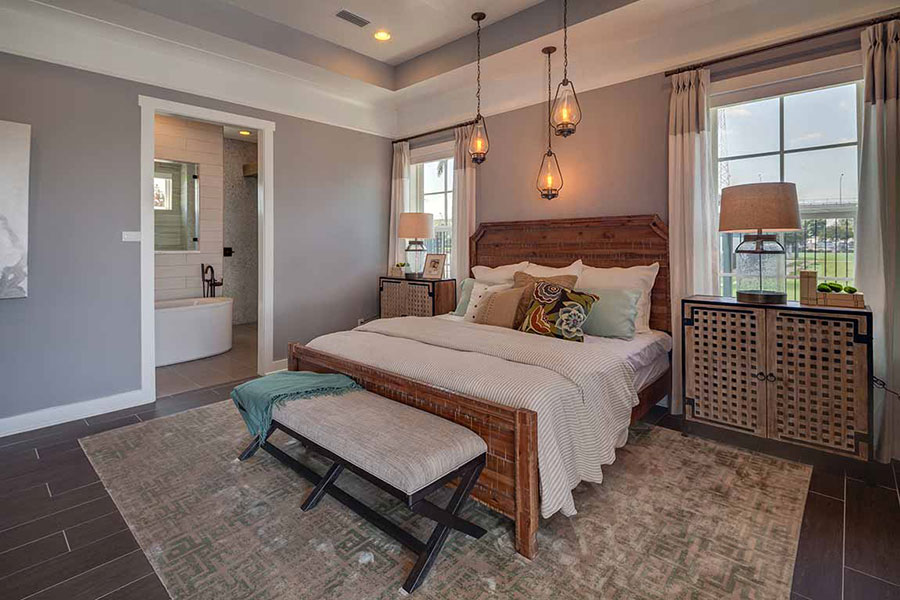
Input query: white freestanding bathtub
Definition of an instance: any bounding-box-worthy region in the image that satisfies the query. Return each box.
[155,297,233,367]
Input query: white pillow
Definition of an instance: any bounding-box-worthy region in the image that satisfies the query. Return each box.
[576,263,660,332]
[471,262,530,285]
[463,282,512,322]
[523,259,583,279]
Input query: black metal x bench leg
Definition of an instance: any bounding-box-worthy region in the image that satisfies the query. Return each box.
[237,425,275,461]
[240,422,488,594]
[301,463,344,511]
[402,460,485,593]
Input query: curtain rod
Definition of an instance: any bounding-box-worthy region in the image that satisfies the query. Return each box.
[665,11,900,77]
[392,120,475,145]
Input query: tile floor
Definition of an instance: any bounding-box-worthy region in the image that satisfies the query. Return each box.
[155,323,258,398]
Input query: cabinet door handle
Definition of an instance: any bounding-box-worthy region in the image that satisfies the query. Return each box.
[766,373,776,382]
[754,372,767,381]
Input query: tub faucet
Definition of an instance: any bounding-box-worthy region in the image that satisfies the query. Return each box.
[201,264,223,298]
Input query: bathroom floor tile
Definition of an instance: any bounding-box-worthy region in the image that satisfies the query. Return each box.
[155,367,198,397]
[172,359,231,388]
[155,323,257,398]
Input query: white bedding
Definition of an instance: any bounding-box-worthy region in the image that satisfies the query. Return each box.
[308,316,669,519]
[438,313,672,389]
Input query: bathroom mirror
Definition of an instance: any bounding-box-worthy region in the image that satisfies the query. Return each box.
[154,159,200,251]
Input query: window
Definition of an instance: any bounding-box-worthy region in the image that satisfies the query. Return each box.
[409,156,454,277]
[714,82,860,300]
[153,174,173,210]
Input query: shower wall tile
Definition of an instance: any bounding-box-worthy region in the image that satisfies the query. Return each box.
[222,138,258,325]
[154,115,224,300]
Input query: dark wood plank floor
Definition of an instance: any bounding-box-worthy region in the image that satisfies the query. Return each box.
[1,395,897,599]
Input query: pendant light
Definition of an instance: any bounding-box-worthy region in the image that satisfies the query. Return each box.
[537,46,563,200]
[550,0,581,137]
[467,12,489,164]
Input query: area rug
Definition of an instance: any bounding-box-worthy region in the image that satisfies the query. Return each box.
[81,401,811,599]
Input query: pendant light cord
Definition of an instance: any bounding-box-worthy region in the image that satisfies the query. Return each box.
[562,0,568,83]
[476,17,482,119]
[547,50,553,151]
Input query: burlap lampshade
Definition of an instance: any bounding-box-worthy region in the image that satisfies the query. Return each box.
[398,212,434,239]
[719,183,801,233]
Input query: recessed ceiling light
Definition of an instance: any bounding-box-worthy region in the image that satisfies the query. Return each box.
[238,130,252,136]
[373,30,391,41]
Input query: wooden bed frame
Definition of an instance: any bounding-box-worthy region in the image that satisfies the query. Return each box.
[289,214,671,559]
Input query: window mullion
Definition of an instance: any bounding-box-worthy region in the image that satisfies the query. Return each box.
[779,96,785,182]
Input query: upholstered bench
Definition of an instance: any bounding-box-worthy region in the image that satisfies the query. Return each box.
[238,388,488,593]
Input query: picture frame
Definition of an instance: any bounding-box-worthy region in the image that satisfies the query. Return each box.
[422,253,447,279]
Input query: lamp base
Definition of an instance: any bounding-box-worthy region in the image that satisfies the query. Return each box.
[736,290,787,304]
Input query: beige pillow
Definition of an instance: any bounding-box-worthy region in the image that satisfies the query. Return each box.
[463,282,512,322]
[522,260,584,279]
[511,272,579,328]
[474,287,526,328]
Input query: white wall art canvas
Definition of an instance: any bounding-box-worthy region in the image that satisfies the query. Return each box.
[0,120,30,299]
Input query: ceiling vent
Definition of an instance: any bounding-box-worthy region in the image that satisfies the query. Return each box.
[336,10,370,28]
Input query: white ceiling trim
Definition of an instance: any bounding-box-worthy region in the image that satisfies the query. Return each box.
[0,0,398,137]
[389,0,898,137]
[1,0,897,141]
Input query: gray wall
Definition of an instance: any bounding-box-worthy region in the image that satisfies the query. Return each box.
[476,73,670,225]
[223,138,258,325]
[0,52,391,420]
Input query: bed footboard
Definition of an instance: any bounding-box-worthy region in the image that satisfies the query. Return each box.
[288,343,540,559]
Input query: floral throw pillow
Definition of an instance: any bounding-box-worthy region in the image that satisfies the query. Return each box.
[519,281,599,342]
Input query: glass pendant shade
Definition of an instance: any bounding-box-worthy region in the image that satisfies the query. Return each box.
[536,151,563,200]
[551,81,581,137]
[468,117,489,164]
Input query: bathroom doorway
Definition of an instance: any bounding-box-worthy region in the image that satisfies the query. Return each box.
[139,97,276,401]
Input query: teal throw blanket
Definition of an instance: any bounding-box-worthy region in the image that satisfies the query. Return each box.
[231,371,362,444]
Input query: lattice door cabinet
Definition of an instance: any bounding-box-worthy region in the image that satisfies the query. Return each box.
[683,296,873,461]
[379,277,456,318]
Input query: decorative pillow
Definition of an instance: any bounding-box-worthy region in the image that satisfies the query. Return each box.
[471,261,530,285]
[576,263,659,333]
[519,281,599,342]
[511,271,579,329]
[474,287,526,328]
[522,259,583,279]
[582,289,641,339]
[463,282,512,322]
[452,278,476,316]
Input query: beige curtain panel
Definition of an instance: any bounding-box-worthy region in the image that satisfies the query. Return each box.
[452,125,476,281]
[388,141,410,271]
[856,20,899,462]
[667,69,719,413]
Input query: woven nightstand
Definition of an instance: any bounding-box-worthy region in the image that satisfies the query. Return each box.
[682,295,873,461]
[379,277,456,318]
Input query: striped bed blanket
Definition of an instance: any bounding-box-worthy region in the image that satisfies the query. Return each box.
[307,316,639,519]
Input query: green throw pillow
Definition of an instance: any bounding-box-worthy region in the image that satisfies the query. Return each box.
[519,281,598,342]
[453,278,475,316]
[582,289,641,339]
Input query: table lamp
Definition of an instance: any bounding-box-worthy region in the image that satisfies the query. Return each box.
[398,212,434,279]
[719,182,801,304]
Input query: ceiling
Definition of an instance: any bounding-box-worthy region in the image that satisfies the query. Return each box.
[3,0,897,138]
[223,0,544,65]
[223,126,258,142]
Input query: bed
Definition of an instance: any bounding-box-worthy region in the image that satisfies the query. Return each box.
[288,215,672,559]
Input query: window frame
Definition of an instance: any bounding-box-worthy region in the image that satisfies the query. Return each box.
[408,141,455,277]
[711,80,864,298]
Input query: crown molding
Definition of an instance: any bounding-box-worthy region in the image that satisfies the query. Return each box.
[0,0,398,137]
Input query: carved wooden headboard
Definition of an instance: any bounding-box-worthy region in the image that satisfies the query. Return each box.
[470,215,671,332]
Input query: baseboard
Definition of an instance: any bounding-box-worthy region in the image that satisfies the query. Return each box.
[266,359,288,374]
[0,388,154,439]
